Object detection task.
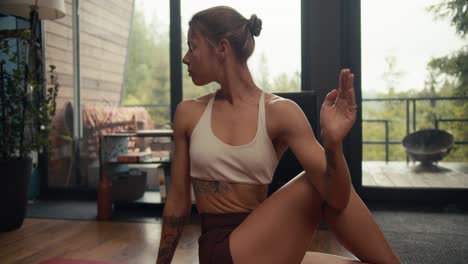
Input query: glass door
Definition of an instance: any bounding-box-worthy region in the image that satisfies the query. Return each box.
[360,0,467,196]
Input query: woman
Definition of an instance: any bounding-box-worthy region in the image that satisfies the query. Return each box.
[156,6,400,264]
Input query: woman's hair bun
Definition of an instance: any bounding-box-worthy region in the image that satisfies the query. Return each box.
[248,14,262,37]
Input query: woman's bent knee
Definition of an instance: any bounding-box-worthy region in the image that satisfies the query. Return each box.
[276,171,324,210]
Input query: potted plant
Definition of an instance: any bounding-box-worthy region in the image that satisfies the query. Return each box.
[0,32,59,231]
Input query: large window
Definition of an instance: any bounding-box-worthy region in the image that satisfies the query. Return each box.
[361,0,467,188]
[181,0,301,99]
[46,0,145,189]
[123,0,171,125]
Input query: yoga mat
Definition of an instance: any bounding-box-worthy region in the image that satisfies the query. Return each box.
[38,259,127,264]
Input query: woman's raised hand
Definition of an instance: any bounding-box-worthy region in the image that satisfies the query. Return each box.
[319,69,357,148]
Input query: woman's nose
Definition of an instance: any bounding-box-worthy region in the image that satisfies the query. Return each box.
[182,53,189,65]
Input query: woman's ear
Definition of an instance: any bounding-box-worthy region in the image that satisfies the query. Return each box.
[216,39,230,62]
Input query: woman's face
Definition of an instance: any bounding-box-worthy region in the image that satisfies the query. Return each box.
[182,27,219,86]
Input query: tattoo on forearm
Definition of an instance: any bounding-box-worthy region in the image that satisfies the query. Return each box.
[157,216,186,264]
[192,179,232,195]
[157,235,179,264]
[163,216,186,230]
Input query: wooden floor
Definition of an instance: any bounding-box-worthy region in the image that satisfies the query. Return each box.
[362,161,468,188]
[6,162,465,263]
[0,218,356,264]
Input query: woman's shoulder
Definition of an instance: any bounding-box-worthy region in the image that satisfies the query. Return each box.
[193,92,215,104]
[263,91,309,134]
[176,92,215,112]
[264,92,302,115]
[174,92,215,129]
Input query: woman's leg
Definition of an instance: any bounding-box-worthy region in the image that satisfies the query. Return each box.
[322,188,400,264]
[229,172,362,264]
[229,171,399,264]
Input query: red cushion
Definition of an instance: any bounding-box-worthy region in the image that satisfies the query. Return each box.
[38,259,127,264]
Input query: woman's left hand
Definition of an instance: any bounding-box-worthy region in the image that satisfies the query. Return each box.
[320,69,357,148]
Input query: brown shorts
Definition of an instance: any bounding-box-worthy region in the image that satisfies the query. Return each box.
[198,212,250,264]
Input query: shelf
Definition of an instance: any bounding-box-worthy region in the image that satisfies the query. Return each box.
[108,158,171,164]
[114,191,165,207]
[134,190,164,204]
[114,191,196,207]
[102,132,137,137]
[102,129,173,138]
[136,129,173,137]
[100,130,173,207]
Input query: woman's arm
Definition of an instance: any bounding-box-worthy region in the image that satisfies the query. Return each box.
[277,69,356,211]
[318,69,356,209]
[156,101,193,264]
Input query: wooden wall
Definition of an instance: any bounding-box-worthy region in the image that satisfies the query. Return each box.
[44,0,135,187]
[44,0,135,109]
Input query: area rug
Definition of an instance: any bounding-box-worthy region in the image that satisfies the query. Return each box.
[26,200,199,224]
[384,231,467,263]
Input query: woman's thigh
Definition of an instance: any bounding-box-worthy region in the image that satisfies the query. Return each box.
[229,171,325,264]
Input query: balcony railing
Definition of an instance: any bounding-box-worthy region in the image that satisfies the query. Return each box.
[362,96,467,163]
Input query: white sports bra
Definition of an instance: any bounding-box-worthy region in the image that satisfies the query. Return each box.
[189,91,279,185]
